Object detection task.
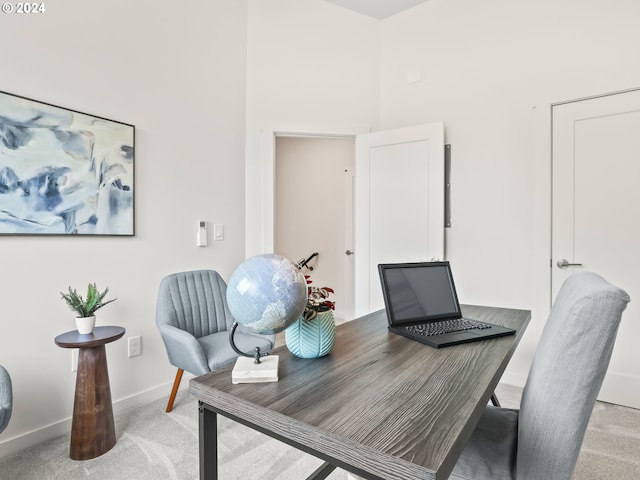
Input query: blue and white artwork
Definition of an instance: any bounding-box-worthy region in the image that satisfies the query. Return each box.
[0,91,134,235]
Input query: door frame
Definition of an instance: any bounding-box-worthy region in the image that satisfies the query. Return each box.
[549,86,640,408]
[500,87,640,388]
[522,87,640,379]
[246,126,366,321]
[549,87,640,299]
[246,126,365,257]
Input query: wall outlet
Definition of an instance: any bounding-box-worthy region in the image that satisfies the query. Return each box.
[71,349,78,372]
[128,336,142,357]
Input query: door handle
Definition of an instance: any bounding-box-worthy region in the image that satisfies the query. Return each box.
[345,250,354,256]
[557,259,583,269]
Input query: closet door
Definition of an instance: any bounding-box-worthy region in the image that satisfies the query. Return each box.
[552,89,640,408]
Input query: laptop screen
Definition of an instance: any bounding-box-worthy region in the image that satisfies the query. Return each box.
[378,261,462,325]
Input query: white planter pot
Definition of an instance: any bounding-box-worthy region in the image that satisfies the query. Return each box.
[75,316,96,334]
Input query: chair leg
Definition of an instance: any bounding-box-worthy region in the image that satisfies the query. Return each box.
[166,368,184,413]
[490,393,501,407]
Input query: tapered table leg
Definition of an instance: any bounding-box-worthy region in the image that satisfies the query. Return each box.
[70,345,116,459]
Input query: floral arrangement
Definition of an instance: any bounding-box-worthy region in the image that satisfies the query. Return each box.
[303,275,335,322]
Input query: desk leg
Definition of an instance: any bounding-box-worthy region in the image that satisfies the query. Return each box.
[199,402,218,480]
[70,345,116,460]
[307,462,337,480]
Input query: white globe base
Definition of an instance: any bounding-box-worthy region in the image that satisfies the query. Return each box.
[231,355,279,384]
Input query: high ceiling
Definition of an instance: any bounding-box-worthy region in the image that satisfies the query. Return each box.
[324,0,431,19]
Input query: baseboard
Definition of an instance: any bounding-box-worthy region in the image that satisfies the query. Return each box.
[599,371,640,409]
[0,418,72,460]
[0,377,193,459]
[499,370,527,389]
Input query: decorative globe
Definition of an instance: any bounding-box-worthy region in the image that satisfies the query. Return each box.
[226,254,308,334]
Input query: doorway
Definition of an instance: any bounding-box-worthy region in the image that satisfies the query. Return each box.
[552,88,640,409]
[274,135,355,323]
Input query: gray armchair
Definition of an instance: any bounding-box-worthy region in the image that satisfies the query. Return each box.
[156,270,275,412]
[450,272,630,480]
[0,364,12,434]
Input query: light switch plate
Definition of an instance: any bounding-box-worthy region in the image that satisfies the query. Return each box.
[214,224,224,241]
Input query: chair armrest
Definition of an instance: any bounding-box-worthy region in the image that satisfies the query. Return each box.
[157,324,209,376]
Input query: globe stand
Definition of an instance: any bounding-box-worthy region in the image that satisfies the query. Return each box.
[229,321,269,364]
[229,321,280,384]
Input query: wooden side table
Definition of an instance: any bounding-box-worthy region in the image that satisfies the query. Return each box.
[55,326,125,460]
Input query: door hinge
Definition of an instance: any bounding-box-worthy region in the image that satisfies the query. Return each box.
[445,144,451,228]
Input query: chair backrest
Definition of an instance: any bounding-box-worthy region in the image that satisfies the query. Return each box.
[156,270,233,338]
[0,365,12,434]
[517,272,630,480]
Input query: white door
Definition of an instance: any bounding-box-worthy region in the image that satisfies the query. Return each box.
[355,123,445,316]
[552,88,640,409]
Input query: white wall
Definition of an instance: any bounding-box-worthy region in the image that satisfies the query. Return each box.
[244,0,380,257]
[378,0,640,381]
[0,0,248,455]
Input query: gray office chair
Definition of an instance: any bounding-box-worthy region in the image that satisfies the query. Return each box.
[156,270,275,412]
[450,272,630,480]
[0,364,12,434]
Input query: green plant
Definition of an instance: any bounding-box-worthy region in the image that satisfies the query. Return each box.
[60,283,116,317]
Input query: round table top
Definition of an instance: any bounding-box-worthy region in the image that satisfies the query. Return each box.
[54,326,126,349]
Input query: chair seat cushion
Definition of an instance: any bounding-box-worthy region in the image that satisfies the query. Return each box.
[449,405,518,480]
[198,331,274,372]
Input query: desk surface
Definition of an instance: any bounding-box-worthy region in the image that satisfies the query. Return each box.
[190,305,530,480]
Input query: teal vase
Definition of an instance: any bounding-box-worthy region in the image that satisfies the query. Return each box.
[285,310,336,358]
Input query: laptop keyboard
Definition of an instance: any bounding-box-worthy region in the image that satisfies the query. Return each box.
[405,318,492,337]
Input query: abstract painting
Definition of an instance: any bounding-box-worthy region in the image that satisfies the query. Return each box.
[0,90,134,235]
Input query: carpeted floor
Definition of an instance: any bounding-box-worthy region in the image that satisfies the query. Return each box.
[0,389,345,480]
[1,384,638,479]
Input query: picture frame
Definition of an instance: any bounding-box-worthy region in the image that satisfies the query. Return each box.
[0,90,135,235]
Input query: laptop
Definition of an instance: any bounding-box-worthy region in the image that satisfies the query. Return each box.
[378,261,515,348]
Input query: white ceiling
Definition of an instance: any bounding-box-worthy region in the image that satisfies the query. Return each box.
[324,0,431,19]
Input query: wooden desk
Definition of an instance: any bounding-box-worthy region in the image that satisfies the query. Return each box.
[190,306,530,480]
[55,326,125,460]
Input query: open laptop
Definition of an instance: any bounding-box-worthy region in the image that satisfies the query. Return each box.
[378,261,515,348]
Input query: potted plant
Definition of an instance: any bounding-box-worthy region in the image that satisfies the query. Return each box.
[285,276,336,358]
[303,279,335,321]
[60,283,116,334]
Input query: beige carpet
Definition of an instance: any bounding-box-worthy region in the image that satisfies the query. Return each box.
[0,384,638,479]
[0,389,343,480]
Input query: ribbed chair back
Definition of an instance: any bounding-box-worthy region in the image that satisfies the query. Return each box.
[156,270,232,339]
